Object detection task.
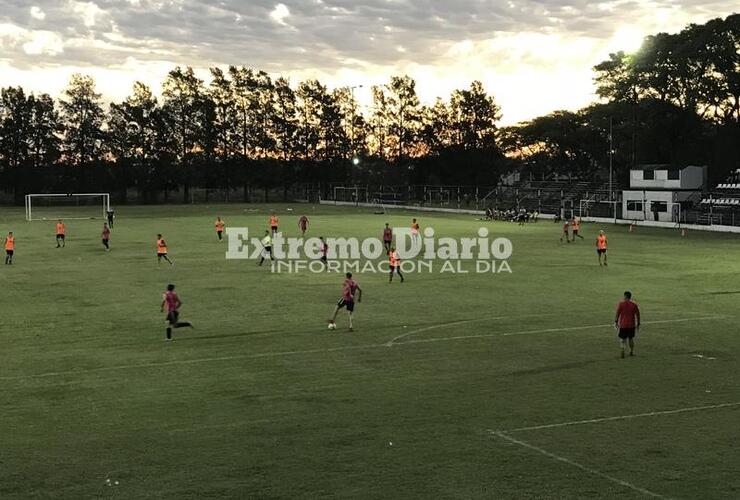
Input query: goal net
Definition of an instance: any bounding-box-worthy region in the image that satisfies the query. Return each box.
[25,193,111,221]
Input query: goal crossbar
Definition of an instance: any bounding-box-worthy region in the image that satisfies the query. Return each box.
[25,193,111,221]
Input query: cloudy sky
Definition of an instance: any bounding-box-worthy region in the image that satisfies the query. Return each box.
[0,0,736,124]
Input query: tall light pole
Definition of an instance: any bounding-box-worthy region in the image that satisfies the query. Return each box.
[609,116,616,223]
[348,85,363,161]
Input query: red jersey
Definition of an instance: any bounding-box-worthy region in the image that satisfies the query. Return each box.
[299,216,308,229]
[342,279,358,302]
[563,223,569,233]
[383,227,393,241]
[616,300,640,328]
[163,291,180,313]
[102,227,110,239]
[321,241,328,256]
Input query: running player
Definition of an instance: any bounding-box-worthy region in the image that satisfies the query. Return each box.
[614,291,640,358]
[258,230,274,266]
[269,213,279,235]
[329,272,362,331]
[56,219,66,248]
[156,234,173,265]
[572,217,584,240]
[411,218,420,246]
[389,246,404,283]
[102,223,110,251]
[559,220,570,244]
[215,217,226,242]
[596,230,608,266]
[4,231,14,265]
[160,284,193,341]
[298,215,309,236]
[382,223,393,254]
[319,236,328,265]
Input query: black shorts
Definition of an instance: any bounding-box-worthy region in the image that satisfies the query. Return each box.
[618,327,636,339]
[166,310,179,324]
[337,298,355,312]
[158,252,168,257]
[597,249,607,255]
[6,250,13,256]
[573,230,579,235]
[57,234,65,239]
[271,226,278,232]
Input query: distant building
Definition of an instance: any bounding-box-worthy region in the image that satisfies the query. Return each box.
[622,165,707,222]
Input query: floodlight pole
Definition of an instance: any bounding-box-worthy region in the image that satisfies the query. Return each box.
[609,117,616,223]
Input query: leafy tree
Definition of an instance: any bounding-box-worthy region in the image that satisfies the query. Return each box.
[60,74,105,164]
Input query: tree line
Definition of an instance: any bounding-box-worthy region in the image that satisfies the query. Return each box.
[0,13,737,204]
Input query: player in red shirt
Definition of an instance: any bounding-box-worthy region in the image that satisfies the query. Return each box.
[614,291,641,358]
[382,223,393,254]
[101,223,111,251]
[329,272,362,331]
[298,215,309,236]
[160,284,193,341]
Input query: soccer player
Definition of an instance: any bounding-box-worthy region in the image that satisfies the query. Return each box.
[389,246,404,283]
[614,291,640,358]
[106,209,115,227]
[319,236,328,265]
[382,223,393,254]
[298,215,309,236]
[559,220,570,244]
[596,230,608,266]
[572,217,584,240]
[215,216,226,242]
[156,234,173,265]
[102,223,110,251]
[269,213,279,235]
[56,219,66,248]
[258,230,274,266]
[4,231,14,265]
[411,218,420,246]
[160,284,193,341]
[329,272,362,331]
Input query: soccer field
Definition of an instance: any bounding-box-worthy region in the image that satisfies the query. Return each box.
[1,203,739,499]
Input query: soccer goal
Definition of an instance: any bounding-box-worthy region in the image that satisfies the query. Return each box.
[25,193,111,221]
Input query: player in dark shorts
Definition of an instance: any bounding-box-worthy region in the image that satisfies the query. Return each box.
[4,231,15,265]
[161,284,193,341]
[382,223,393,254]
[319,236,328,264]
[614,291,640,358]
[329,272,362,331]
[102,223,110,251]
[106,209,115,227]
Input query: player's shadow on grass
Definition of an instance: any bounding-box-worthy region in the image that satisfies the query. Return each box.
[175,328,289,342]
[707,290,740,295]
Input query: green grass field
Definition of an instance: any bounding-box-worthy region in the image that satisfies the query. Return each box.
[1,203,739,499]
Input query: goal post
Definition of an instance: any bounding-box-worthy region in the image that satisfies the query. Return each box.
[25,193,111,221]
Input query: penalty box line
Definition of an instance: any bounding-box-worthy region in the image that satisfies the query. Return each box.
[0,315,725,381]
[490,431,671,499]
[496,401,740,434]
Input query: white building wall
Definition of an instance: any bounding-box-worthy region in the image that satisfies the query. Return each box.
[622,190,679,223]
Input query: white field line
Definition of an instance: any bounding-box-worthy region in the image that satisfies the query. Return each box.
[491,431,671,499]
[385,316,509,346]
[395,316,724,346]
[0,316,725,381]
[497,401,740,433]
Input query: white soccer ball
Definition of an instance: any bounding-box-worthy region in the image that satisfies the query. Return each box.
[327,322,337,330]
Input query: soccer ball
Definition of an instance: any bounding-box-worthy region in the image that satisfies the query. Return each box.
[327,322,337,330]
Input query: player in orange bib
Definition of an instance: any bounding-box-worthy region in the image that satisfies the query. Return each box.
[571,217,584,240]
[411,218,420,246]
[55,219,66,248]
[156,234,173,265]
[215,217,226,242]
[4,231,15,265]
[269,213,279,235]
[596,230,608,266]
[388,246,404,283]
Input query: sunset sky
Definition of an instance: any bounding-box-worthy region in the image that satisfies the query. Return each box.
[0,0,736,124]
